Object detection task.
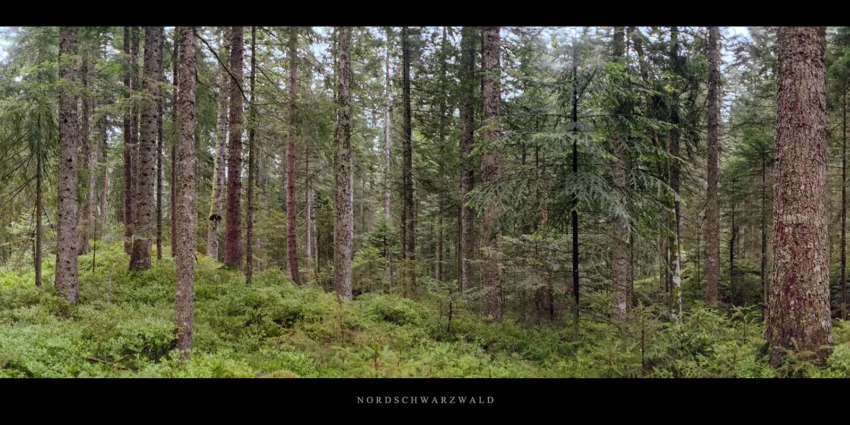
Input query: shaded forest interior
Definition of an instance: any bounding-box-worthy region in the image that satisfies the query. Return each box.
[2,26,850,377]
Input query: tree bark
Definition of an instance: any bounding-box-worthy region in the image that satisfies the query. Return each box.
[481,26,503,321]
[224,26,244,269]
[384,28,392,223]
[401,26,416,296]
[246,26,257,284]
[56,27,79,302]
[174,26,197,360]
[767,27,832,366]
[123,26,134,255]
[170,27,178,258]
[459,26,476,293]
[78,46,91,255]
[130,26,164,271]
[286,27,301,285]
[129,27,140,255]
[333,27,353,301]
[207,28,229,261]
[706,26,721,305]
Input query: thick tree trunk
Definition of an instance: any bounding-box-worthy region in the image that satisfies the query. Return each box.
[207,28,229,261]
[306,144,313,279]
[480,26,503,321]
[224,26,244,269]
[333,27,353,301]
[843,88,848,319]
[130,27,164,271]
[246,26,257,284]
[459,26,476,293]
[767,27,832,366]
[706,26,721,305]
[174,26,197,360]
[611,26,630,323]
[56,27,79,302]
[286,27,301,285]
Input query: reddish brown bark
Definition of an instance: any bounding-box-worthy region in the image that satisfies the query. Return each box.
[224,26,244,269]
[767,27,832,366]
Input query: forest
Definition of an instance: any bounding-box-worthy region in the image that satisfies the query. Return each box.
[1,26,850,378]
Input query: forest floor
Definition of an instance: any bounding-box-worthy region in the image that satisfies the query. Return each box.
[2,242,850,378]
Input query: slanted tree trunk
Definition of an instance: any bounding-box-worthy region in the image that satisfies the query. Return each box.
[130,26,164,271]
[174,26,197,360]
[246,26,257,284]
[480,26,503,321]
[333,27,353,301]
[207,28,229,261]
[224,26,244,269]
[459,26,476,293]
[767,26,832,367]
[286,27,301,285]
[706,26,721,305]
[56,27,79,302]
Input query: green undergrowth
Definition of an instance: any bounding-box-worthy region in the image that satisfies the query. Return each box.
[2,243,850,377]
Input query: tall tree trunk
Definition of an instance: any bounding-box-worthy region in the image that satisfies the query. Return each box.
[174,26,197,360]
[480,26,503,321]
[129,27,140,255]
[156,89,163,259]
[171,27,178,258]
[767,27,832,367]
[89,101,101,260]
[611,26,630,323]
[207,28,229,260]
[706,26,721,305]
[761,151,768,318]
[333,27,353,301]
[384,28,392,223]
[668,27,683,317]
[286,27,301,285]
[246,26,257,284]
[401,26,416,296]
[843,87,848,319]
[123,26,135,255]
[459,26,476,293]
[130,27,164,271]
[224,26,244,269]
[571,39,581,340]
[56,27,79,302]
[78,46,91,255]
